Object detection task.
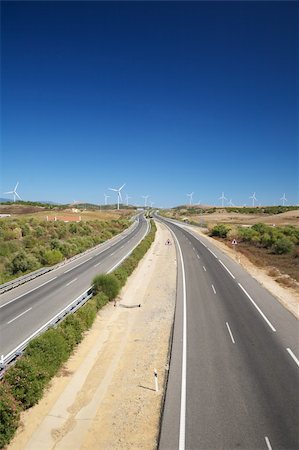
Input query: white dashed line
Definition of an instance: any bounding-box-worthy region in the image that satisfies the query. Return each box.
[208,248,218,259]
[265,436,272,450]
[197,255,200,259]
[7,307,32,324]
[94,261,101,267]
[219,260,235,279]
[110,251,115,256]
[66,278,77,287]
[0,277,58,309]
[120,245,124,249]
[212,284,216,294]
[226,322,235,344]
[238,283,276,332]
[203,266,206,272]
[286,348,299,367]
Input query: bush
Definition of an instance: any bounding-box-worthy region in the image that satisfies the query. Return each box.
[9,251,39,274]
[4,357,48,409]
[272,237,294,255]
[210,224,230,238]
[41,249,64,265]
[92,274,120,300]
[0,383,20,449]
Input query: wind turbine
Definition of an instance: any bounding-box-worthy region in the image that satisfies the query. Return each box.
[280,193,287,206]
[228,199,235,207]
[249,192,257,207]
[187,192,194,206]
[142,195,149,208]
[150,201,155,208]
[104,194,110,205]
[125,194,132,206]
[219,192,227,207]
[4,181,22,202]
[109,183,125,210]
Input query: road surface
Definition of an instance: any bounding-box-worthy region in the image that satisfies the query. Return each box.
[158,217,299,450]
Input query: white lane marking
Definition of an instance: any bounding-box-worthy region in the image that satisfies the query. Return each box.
[7,307,32,325]
[197,255,200,259]
[169,229,187,450]
[107,220,150,273]
[0,277,58,309]
[208,248,218,259]
[219,260,235,279]
[66,278,77,287]
[286,348,299,367]
[110,251,115,256]
[200,240,207,248]
[265,436,272,450]
[120,245,124,249]
[212,284,216,294]
[94,262,101,267]
[63,257,92,274]
[203,266,206,271]
[238,283,276,332]
[226,322,235,344]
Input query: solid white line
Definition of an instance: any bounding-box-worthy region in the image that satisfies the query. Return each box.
[200,240,207,248]
[238,283,276,332]
[170,230,187,450]
[208,248,218,259]
[66,278,77,287]
[286,348,299,367]
[0,277,58,309]
[265,436,272,450]
[7,307,32,325]
[94,262,101,267]
[219,260,235,279]
[203,266,206,271]
[63,257,92,274]
[226,322,235,344]
[212,284,216,294]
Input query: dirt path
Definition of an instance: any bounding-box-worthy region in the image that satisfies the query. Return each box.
[9,222,177,450]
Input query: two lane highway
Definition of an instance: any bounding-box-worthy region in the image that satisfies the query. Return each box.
[0,215,149,360]
[158,218,299,450]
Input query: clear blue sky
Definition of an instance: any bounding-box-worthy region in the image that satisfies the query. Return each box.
[1,1,298,207]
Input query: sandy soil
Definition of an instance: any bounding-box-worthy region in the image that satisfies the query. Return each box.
[8,222,176,450]
[189,226,299,319]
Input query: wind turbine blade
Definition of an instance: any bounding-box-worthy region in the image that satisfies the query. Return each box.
[109,188,118,192]
[14,182,19,191]
[15,192,22,200]
[119,183,126,191]
[4,191,13,194]
[119,191,122,202]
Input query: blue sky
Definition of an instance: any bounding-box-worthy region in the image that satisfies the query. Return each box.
[1,1,298,207]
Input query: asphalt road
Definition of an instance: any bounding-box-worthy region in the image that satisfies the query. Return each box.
[158,217,299,450]
[0,215,149,360]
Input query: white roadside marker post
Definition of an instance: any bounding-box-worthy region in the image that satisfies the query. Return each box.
[0,354,4,367]
[154,369,159,392]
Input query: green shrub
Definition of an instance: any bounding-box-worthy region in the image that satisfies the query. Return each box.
[76,302,97,330]
[60,315,85,345]
[272,237,294,255]
[94,293,109,310]
[9,251,39,274]
[92,274,120,300]
[210,224,230,238]
[41,249,64,265]
[0,383,20,448]
[4,357,48,409]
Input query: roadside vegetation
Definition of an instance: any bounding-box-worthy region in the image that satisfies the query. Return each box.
[0,217,130,284]
[0,220,156,449]
[209,223,299,283]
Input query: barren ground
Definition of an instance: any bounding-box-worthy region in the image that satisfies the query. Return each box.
[8,222,176,450]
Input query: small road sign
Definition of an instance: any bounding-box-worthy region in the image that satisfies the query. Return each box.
[232,239,238,245]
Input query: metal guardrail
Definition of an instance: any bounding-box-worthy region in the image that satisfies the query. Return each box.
[0,287,93,375]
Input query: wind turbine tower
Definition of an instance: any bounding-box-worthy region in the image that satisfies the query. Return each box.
[219,192,227,207]
[187,192,194,206]
[280,193,287,206]
[109,183,125,210]
[142,195,149,208]
[104,194,110,205]
[4,181,22,202]
[249,192,258,207]
[126,194,132,206]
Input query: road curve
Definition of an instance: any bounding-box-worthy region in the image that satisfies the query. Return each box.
[0,215,149,359]
[157,216,299,450]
